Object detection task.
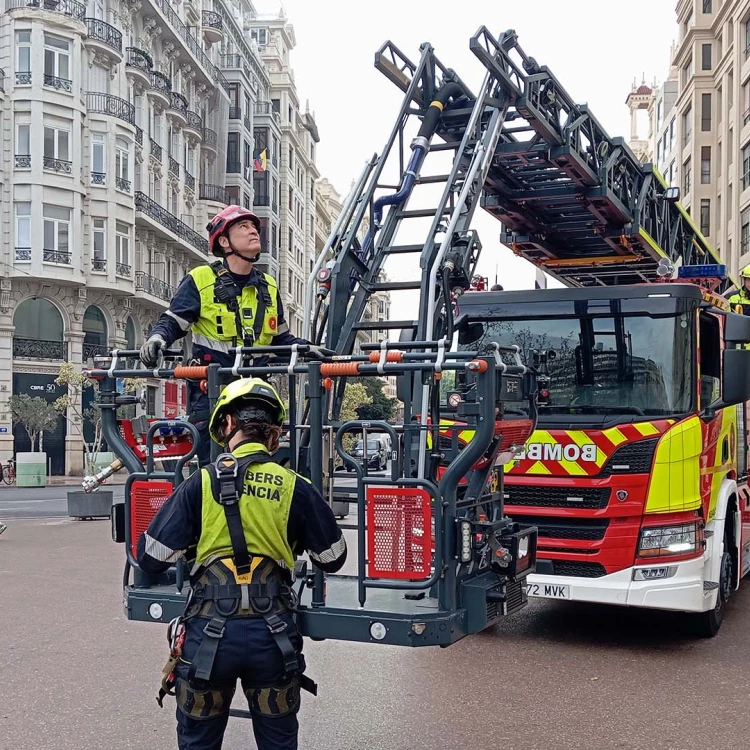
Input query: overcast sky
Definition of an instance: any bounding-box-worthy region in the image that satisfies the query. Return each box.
[255,0,678,322]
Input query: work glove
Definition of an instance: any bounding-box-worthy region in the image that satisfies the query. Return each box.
[307,344,336,360]
[140,334,167,368]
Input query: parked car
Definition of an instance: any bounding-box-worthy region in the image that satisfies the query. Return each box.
[348,435,390,471]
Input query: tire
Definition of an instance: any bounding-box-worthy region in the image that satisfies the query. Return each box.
[693,530,734,638]
[2,466,13,485]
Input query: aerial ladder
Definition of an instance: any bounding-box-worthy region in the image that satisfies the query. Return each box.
[94,26,734,648]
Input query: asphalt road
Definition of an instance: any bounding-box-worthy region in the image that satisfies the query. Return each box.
[2,518,750,750]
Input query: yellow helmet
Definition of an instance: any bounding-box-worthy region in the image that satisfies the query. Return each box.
[208,378,286,445]
[741,266,750,279]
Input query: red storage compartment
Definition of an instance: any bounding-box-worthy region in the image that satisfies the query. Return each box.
[366,487,432,580]
[129,480,174,559]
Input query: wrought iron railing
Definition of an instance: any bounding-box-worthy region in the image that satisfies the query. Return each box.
[83,342,109,360]
[221,54,241,68]
[150,70,171,96]
[202,128,217,147]
[135,126,143,146]
[0,68,5,93]
[91,258,106,272]
[85,17,121,52]
[43,156,72,174]
[134,191,208,254]
[199,183,230,204]
[16,71,31,85]
[169,156,180,176]
[169,91,188,116]
[15,154,31,169]
[13,337,68,360]
[43,249,72,264]
[6,0,85,22]
[116,176,131,192]
[126,46,153,72]
[14,248,31,261]
[185,171,195,191]
[202,10,222,30]
[135,271,174,301]
[229,106,241,119]
[186,111,202,131]
[91,172,105,185]
[44,74,72,92]
[116,262,132,277]
[86,92,135,125]
[150,138,163,162]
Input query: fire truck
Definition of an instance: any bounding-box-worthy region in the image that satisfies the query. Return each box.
[93,26,750,642]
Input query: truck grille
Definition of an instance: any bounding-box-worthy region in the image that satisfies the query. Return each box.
[509,515,609,540]
[599,438,658,477]
[538,559,607,578]
[504,486,610,509]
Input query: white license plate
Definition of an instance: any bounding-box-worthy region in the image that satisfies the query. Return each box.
[526,582,571,600]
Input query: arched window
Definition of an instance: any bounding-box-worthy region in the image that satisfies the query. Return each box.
[13,298,66,359]
[125,316,138,349]
[83,305,108,360]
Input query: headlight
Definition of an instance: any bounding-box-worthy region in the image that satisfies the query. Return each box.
[638,522,704,558]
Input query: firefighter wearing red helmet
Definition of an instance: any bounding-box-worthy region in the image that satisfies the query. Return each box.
[140,205,312,465]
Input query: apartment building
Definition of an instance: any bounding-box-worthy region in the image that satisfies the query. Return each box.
[633,0,750,279]
[0,0,232,473]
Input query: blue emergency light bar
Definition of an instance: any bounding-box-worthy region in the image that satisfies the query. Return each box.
[677,264,727,280]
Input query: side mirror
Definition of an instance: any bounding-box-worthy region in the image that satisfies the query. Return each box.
[721,348,750,406]
[458,322,484,346]
[725,311,750,344]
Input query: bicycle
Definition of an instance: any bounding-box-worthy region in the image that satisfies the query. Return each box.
[1,458,16,485]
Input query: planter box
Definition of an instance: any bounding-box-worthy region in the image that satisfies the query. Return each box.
[16,452,47,487]
[67,490,113,520]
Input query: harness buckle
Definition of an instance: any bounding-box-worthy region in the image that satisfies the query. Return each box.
[264,613,289,635]
[214,453,239,506]
[202,617,226,640]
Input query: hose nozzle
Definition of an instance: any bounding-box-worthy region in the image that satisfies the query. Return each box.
[82,458,124,493]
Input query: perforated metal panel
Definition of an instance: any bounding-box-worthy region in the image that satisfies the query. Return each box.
[366,487,432,579]
[129,480,173,559]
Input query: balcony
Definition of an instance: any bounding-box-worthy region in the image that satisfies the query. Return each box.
[43,249,72,264]
[168,91,188,126]
[125,47,153,88]
[91,258,106,272]
[15,248,31,262]
[135,126,143,148]
[0,68,5,94]
[91,171,105,185]
[15,154,31,169]
[83,342,109,361]
[44,74,72,93]
[16,71,31,86]
[135,271,174,302]
[254,101,281,127]
[169,156,180,177]
[184,110,203,140]
[199,183,230,204]
[5,0,85,22]
[148,70,171,108]
[202,9,223,44]
[116,262,132,277]
[116,176,131,192]
[86,92,135,125]
[43,156,72,174]
[84,18,122,62]
[13,337,68,361]
[149,137,162,163]
[134,191,208,256]
[140,0,228,93]
[185,170,195,191]
[202,127,218,153]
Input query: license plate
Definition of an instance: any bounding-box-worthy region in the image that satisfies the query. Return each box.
[526,582,571,600]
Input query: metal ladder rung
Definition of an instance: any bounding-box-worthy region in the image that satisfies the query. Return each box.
[416,174,453,185]
[371,280,422,291]
[397,208,451,219]
[353,320,417,330]
[383,243,424,254]
[430,141,474,152]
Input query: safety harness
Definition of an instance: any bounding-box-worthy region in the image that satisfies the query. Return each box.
[210,261,274,349]
[157,451,316,706]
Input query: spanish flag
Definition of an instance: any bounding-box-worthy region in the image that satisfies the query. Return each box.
[254,149,268,173]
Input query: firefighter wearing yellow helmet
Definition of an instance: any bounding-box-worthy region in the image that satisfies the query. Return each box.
[137,377,346,750]
[728,266,750,315]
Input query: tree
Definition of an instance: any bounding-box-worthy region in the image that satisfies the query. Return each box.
[7,395,59,452]
[54,362,144,475]
[353,377,396,421]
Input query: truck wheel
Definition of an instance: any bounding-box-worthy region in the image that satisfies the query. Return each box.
[693,530,734,638]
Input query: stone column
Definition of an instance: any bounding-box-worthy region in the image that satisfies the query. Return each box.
[0,322,15,461]
[64,329,86,475]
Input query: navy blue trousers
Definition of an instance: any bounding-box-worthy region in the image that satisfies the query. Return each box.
[175,613,304,750]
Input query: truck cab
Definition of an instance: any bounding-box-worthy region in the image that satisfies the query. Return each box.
[455,280,750,635]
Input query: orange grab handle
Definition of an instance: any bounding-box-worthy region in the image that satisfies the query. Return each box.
[368,351,403,363]
[172,366,209,379]
[467,359,488,373]
[320,362,361,377]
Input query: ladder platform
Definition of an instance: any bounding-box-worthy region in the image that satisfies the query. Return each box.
[371,280,423,291]
[354,319,417,330]
[383,243,425,254]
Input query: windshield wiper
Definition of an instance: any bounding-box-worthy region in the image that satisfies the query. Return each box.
[540,404,646,416]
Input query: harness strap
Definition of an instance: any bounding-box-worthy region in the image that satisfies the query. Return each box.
[194,581,283,602]
[252,275,274,344]
[263,611,302,676]
[188,615,226,683]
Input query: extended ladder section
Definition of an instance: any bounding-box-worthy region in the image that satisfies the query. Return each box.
[307,27,735,362]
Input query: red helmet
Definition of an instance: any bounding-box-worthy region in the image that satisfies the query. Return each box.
[206,205,261,257]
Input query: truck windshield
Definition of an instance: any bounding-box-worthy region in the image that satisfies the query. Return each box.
[459,312,694,417]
